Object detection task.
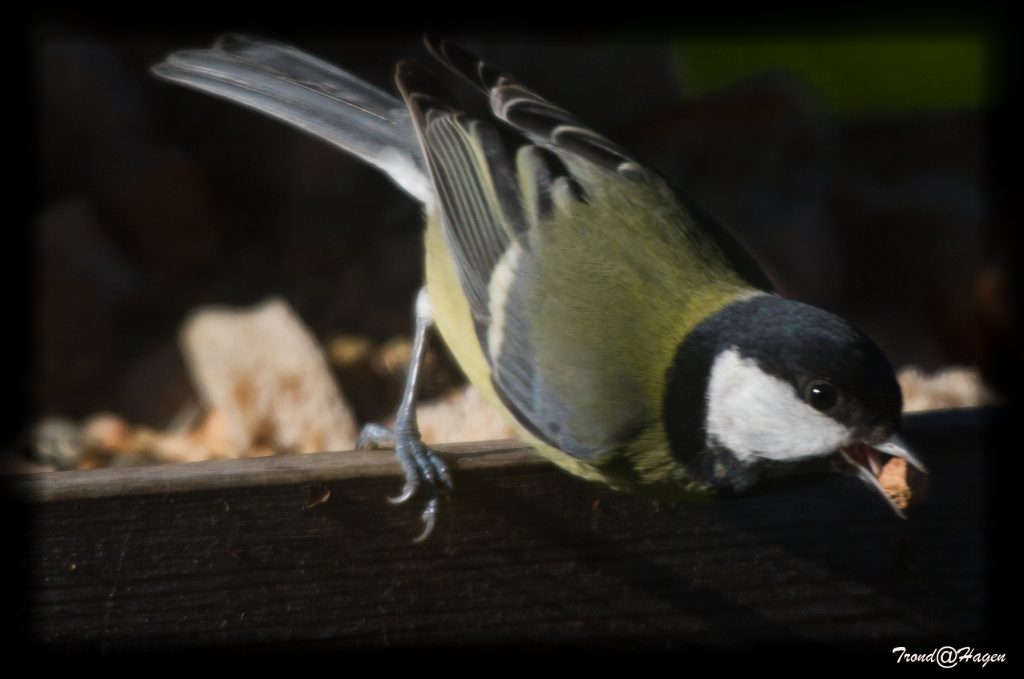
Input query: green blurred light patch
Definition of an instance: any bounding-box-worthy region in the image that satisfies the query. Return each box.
[674,37,986,116]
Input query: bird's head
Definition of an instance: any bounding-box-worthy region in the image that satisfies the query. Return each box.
[665,293,926,514]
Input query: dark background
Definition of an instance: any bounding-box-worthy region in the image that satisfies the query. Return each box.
[7,5,1017,661]
[12,9,1019,449]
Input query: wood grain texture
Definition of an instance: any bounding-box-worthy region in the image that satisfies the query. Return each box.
[6,408,1006,652]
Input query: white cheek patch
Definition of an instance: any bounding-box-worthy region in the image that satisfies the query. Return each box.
[705,348,851,462]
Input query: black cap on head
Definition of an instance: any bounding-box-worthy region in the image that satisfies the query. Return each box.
[664,294,903,491]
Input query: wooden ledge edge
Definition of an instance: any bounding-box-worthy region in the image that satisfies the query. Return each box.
[4,439,539,503]
[2,406,1005,504]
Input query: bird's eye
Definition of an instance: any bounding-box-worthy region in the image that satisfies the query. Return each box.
[806,381,837,411]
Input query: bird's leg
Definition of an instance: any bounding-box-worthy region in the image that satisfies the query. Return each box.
[357,288,452,542]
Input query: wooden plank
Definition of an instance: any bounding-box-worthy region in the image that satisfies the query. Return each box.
[6,408,1007,652]
[12,438,536,502]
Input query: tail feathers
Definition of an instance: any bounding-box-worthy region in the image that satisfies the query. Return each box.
[152,34,432,203]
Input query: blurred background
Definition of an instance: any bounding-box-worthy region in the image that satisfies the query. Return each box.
[12,12,1018,470]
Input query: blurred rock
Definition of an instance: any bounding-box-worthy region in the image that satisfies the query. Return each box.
[81,412,131,450]
[78,414,145,468]
[181,297,358,455]
[131,428,214,465]
[417,386,517,445]
[28,417,83,470]
[188,408,233,457]
[898,366,998,413]
[328,335,374,367]
[72,409,241,467]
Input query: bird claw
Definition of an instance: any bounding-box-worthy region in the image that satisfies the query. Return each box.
[413,498,440,543]
[430,453,454,492]
[357,422,452,541]
[387,482,416,505]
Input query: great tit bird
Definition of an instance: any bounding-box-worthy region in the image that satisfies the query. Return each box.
[153,35,926,541]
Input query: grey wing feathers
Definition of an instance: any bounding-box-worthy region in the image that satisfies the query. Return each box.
[426,38,654,182]
[396,61,527,330]
[397,48,635,459]
[152,34,432,203]
[424,38,771,290]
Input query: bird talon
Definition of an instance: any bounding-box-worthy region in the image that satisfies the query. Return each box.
[412,453,437,485]
[388,482,417,505]
[358,422,444,536]
[430,456,453,491]
[413,499,440,543]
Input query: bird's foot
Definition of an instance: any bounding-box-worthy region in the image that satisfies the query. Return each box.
[357,423,453,542]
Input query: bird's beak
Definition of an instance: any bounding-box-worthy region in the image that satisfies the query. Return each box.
[839,435,928,518]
